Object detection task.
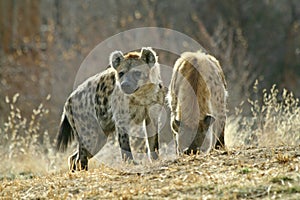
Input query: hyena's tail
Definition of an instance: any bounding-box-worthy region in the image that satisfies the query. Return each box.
[56,113,74,152]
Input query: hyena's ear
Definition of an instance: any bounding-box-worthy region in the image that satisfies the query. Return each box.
[204,114,215,127]
[110,51,124,69]
[140,47,157,67]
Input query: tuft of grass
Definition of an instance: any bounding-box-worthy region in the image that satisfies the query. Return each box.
[271,176,293,184]
[226,80,300,147]
[276,152,293,164]
[0,94,68,176]
[239,167,251,174]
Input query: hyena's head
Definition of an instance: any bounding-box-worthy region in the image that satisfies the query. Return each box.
[110,47,161,94]
[172,114,215,155]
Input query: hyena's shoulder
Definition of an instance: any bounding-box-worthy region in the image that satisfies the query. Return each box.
[64,68,117,113]
[180,51,227,89]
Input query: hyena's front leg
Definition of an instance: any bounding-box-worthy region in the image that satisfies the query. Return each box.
[170,116,180,155]
[116,125,134,161]
[112,88,135,162]
[214,116,226,149]
[145,120,159,160]
[145,104,162,160]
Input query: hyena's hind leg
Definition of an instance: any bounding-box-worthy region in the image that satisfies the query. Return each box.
[68,146,91,171]
[68,151,78,172]
[70,116,108,171]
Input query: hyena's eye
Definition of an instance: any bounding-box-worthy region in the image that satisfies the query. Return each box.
[133,71,142,79]
[118,71,125,78]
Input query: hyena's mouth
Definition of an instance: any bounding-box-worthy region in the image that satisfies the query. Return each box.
[121,84,139,94]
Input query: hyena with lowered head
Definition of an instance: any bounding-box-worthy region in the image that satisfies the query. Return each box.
[167,51,227,155]
[56,47,165,171]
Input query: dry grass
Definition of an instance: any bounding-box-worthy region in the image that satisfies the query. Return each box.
[0,94,68,177]
[0,83,300,199]
[226,80,300,148]
[0,146,299,199]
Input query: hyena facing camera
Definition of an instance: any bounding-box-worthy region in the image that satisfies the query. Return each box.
[56,47,165,171]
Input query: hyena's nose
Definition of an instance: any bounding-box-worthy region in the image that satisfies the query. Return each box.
[121,82,136,94]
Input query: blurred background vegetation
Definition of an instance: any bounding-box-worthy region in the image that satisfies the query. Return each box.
[0,0,300,141]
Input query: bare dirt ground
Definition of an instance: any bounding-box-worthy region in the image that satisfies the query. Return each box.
[1,145,299,199]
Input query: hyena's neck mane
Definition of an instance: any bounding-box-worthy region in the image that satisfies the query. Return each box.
[129,83,165,106]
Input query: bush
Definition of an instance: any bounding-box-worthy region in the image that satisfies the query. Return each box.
[227,80,300,147]
[0,94,65,175]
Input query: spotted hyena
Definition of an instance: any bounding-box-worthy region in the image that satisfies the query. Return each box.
[167,51,227,155]
[56,47,165,171]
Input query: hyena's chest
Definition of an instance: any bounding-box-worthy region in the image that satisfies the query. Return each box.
[95,92,147,132]
[129,104,148,124]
